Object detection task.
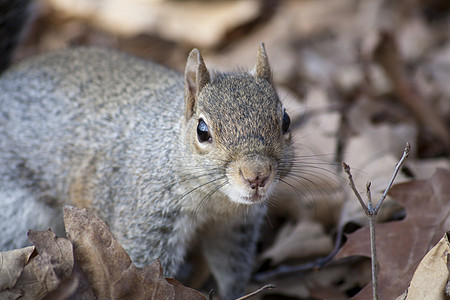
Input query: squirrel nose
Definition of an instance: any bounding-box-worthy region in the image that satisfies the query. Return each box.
[238,155,272,190]
[240,171,270,189]
[246,174,268,189]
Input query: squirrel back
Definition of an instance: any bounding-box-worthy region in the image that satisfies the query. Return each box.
[0,41,293,299]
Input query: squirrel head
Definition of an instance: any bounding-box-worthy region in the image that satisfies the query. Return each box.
[182,43,293,206]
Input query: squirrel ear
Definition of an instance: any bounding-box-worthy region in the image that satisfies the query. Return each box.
[184,49,210,119]
[255,42,272,81]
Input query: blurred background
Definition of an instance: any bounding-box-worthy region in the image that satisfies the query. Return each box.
[12,0,450,298]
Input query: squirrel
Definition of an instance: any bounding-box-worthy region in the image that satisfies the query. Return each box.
[0,5,294,300]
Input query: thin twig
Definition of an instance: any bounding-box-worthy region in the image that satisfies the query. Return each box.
[369,213,378,299]
[342,142,410,300]
[234,284,276,300]
[374,142,410,213]
[367,182,378,300]
[253,223,345,281]
[343,162,369,213]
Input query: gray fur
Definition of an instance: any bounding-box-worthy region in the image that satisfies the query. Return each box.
[0,45,293,299]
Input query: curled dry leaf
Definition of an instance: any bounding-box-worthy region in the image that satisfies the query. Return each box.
[0,246,34,290]
[63,206,206,300]
[336,168,450,299]
[1,256,44,300]
[0,230,74,300]
[396,232,450,300]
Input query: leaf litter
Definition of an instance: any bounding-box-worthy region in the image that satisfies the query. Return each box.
[3,0,450,298]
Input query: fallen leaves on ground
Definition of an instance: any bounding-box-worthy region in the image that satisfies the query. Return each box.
[64,206,206,300]
[8,0,450,299]
[0,207,206,300]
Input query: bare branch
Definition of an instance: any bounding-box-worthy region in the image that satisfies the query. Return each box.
[342,142,410,300]
[342,162,369,213]
[235,284,276,300]
[366,182,373,214]
[374,142,410,213]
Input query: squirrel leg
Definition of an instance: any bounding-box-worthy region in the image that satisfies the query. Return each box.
[201,208,265,300]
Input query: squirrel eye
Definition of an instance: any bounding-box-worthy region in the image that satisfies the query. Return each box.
[282,110,291,134]
[197,118,212,142]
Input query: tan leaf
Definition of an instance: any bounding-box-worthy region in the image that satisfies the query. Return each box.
[396,232,450,300]
[46,0,261,48]
[3,252,46,300]
[336,169,450,299]
[0,246,34,290]
[261,221,333,265]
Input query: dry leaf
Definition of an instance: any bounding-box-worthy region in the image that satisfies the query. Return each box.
[28,229,74,280]
[396,232,450,300]
[0,246,35,290]
[31,251,61,293]
[63,206,206,300]
[0,230,75,300]
[43,274,79,300]
[46,0,261,48]
[336,169,450,299]
[1,250,48,300]
[261,221,333,265]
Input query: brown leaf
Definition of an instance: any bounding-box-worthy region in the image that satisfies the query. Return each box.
[28,229,74,281]
[336,169,450,299]
[63,206,206,300]
[0,246,35,290]
[1,248,47,300]
[31,251,61,293]
[0,230,75,300]
[43,274,79,300]
[167,277,208,300]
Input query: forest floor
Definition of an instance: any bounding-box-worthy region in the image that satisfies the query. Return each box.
[2,0,450,299]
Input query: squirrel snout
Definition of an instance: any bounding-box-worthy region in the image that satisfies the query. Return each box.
[243,173,268,189]
[239,164,272,190]
[226,156,276,204]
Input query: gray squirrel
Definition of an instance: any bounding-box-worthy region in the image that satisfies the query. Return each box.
[0,5,294,300]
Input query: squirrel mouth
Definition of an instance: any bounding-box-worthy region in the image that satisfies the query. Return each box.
[241,193,265,204]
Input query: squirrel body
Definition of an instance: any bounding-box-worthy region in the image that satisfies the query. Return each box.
[0,45,293,299]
